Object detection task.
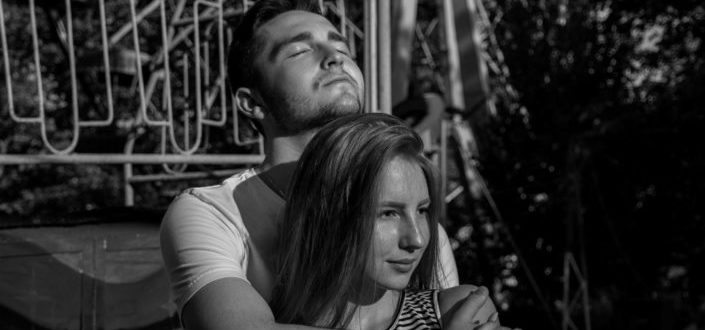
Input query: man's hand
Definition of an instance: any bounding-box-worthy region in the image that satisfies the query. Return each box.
[472,311,519,330]
[444,286,521,330]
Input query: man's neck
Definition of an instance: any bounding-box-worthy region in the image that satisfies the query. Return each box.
[258,130,316,172]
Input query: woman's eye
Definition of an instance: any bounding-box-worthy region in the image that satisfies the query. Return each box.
[418,207,429,215]
[380,210,399,218]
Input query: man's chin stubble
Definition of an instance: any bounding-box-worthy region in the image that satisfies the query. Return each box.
[300,101,361,132]
[268,87,363,134]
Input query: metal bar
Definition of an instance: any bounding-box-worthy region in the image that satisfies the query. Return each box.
[194,1,205,128]
[441,0,465,109]
[323,3,364,38]
[171,8,245,27]
[124,161,135,206]
[19,0,44,124]
[109,0,161,47]
[390,0,418,106]
[0,154,264,165]
[160,125,189,175]
[336,0,346,38]
[440,119,448,222]
[199,1,228,126]
[80,0,116,127]
[364,0,377,113]
[0,0,18,122]
[123,127,140,206]
[159,0,176,130]
[377,0,391,113]
[217,0,228,123]
[131,0,153,127]
[168,0,187,41]
[152,0,187,66]
[127,168,241,183]
[142,70,169,126]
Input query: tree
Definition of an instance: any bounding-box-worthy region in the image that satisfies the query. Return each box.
[464,0,705,328]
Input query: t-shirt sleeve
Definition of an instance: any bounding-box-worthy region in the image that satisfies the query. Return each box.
[437,224,459,288]
[159,192,249,316]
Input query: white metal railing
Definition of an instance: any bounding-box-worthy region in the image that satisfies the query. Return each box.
[1,0,262,158]
[0,0,371,205]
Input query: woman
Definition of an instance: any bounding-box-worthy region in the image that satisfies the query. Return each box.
[272,113,499,329]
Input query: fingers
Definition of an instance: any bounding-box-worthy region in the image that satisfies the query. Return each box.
[445,286,492,330]
[475,323,520,330]
[473,310,520,330]
[489,312,498,323]
[474,323,517,330]
[473,311,500,330]
[457,286,490,324]
[474,322,499,330]
[468,301,522,330]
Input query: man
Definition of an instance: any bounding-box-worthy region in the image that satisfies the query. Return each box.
[160,1,507,329]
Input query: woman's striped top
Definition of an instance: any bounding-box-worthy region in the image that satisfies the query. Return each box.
[387,290,442,330]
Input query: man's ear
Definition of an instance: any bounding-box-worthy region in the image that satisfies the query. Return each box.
[234,87,266,120]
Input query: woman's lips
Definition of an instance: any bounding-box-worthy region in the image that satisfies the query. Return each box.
[388,258,416,273]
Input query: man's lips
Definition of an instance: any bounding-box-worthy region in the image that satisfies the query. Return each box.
[319,74,355,88]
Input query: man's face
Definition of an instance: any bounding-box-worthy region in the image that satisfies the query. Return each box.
[253,10,364,134]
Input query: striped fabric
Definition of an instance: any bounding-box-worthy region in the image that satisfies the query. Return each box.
[387,290,442,330]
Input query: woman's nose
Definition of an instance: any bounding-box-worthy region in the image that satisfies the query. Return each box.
[399,215,425,252]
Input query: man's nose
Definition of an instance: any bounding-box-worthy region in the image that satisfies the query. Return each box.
[399,215,425,252]
[321,45,344,69]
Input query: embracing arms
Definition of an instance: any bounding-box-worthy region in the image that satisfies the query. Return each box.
[161,191,493,330]
[181,278,314,330]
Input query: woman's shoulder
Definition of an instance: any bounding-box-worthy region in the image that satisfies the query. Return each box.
[438,285,497,325]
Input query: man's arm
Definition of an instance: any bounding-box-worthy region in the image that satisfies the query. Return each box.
[183,279,507,330]
[160,193,317,330]
[182,278,320,330]
[440,286,518,330]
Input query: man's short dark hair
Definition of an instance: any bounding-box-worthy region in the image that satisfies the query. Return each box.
[227,0,322,93]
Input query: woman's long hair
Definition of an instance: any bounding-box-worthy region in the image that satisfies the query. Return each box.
[271,113,441,328]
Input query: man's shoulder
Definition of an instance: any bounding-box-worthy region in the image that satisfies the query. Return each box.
[176,168,258,204]
[161,164,291,233]
[161,168,259,224]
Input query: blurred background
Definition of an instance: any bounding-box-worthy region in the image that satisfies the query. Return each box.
[0,0,703,329]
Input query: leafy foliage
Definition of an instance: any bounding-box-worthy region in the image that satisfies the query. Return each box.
[455,0,705,328]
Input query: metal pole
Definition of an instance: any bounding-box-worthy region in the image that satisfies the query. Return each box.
[377,0,391,113]
[440,119,448,223]
[390,0,418,106]
[364,0,377,113]
[0,154,265,164]
[441,0,465,109]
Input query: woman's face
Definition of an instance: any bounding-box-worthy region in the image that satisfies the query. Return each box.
[365,156,431,291]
